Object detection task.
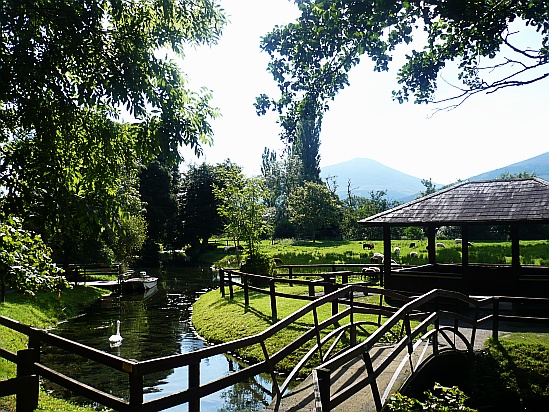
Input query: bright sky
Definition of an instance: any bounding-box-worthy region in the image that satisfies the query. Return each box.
[181,0,549,185]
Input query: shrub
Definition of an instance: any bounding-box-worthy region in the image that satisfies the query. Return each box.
[386,383,476,411]
[240,251,273,276]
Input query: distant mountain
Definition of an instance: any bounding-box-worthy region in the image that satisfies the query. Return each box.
[320,158,436,202]
[469,152,549,182]
[320,152,549,202]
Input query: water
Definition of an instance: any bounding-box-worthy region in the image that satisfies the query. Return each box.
[40,267,275,411]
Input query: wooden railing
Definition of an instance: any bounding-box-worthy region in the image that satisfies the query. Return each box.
[0,283,412,411]
[311,290,549,412]
[65,263,123,285]
[2,277,548,411]
[219,266,386,322]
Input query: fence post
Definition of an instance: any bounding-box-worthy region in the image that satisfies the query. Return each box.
[493,297,500,342]
[433,317,439,355]
[379,265,384,287]
[189,360,201,412]
[270,279,277,323]
[243,274,249,308]
[308,281,315,297]
[313,367,331,412]
[350,290,356,346]
[220,269,225,297]
[16,348,39,412]
[330,283,338,316]
[228,271,234,300]
[128,367,144,409]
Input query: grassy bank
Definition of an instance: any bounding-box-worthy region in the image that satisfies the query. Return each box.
[0,287,106,411]
[194,238,549,409]
[192,285,387,375]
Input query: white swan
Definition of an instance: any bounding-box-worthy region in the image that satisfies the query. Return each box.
[109,320,123,343]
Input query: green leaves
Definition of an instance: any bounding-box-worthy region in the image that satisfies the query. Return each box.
[287,181,341,242]
[259,0,549,130]
[213,167,271,256]
[0,215,67,300]
[1,0,226,262]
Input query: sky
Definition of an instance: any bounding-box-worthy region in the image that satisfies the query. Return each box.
[180,0,549,185]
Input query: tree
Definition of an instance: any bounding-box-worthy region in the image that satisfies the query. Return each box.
[419,178,437,198]
[213,168,271,258]
[1,119,146,265]
[257,1,549,133]
[177,162,229,253]
[139,160,179,254]
[293,111,322,183]
[261,149,307,239]
[287,181,341,242]
[1,1,225,262]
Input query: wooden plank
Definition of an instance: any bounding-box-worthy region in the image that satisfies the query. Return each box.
[37,363,129,412]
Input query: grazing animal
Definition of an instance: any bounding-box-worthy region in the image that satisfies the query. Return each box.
[436,242,445,248]
[410,251,419,258]
[224,245,244,253]
[393,247,401,256]
[362,243,375,250]
[109,320,123,343]
[370,252,384,264]
[273,257,283,265]
[455,238,462,244]
[409,242,416,248]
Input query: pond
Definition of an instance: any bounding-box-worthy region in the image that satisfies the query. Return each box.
[41,266,276,412]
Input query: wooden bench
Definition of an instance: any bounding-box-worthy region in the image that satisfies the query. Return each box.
[66,263,122,285]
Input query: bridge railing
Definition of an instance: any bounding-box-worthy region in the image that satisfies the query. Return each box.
[311,290,549,412]
[312,288,487,412]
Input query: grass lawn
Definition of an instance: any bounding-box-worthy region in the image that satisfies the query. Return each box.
[203,238,549,269]
[0,287,106,412]
[192,285,391,376]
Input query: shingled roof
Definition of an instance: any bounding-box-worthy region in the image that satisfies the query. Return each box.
[358,178,549,226]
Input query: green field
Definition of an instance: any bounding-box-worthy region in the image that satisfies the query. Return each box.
[206,238,549,268]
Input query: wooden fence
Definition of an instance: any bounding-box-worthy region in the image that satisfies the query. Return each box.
[219,265,386,323]
[311,290,549,412]
[2,263,548,411]
[0,282,410,412]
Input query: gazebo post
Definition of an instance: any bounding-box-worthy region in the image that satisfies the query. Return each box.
[511,224,520,273]
[461,225,469,268]
[427,225,436,265]
[383,225,391,287]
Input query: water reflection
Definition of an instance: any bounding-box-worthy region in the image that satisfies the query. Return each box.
[41,267,275,411]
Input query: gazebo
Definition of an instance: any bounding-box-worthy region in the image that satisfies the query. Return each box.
[358,178,549,297]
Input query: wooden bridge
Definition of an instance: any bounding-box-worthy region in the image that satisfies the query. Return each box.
[1,267,548,411]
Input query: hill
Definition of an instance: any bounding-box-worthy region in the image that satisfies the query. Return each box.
[320,158,436,201]
[469,152,549,181]
[320,152,549,202]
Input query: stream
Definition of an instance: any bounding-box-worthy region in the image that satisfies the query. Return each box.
[40,266,276,411]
